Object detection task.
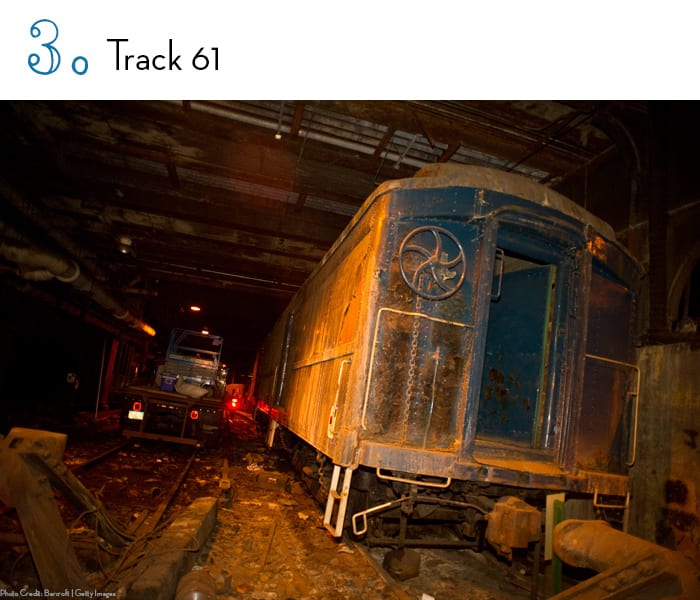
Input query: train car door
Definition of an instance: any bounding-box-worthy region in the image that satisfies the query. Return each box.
[477,255,555,445]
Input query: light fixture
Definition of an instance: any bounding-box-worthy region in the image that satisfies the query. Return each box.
[201,327,210,335]
[140,323,156,337]
[118,235,133,255]
[274,101,284,140]
[189,305,201,312]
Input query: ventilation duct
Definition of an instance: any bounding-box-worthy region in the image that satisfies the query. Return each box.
[0,238,156,337]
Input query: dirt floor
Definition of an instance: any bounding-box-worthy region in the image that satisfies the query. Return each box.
[1,411,533,599]
[167,412,532,600]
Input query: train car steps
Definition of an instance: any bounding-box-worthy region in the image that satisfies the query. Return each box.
[323,464,353,537]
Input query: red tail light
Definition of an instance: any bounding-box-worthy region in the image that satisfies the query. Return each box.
[190,409,199,420]
[132,401,142,412]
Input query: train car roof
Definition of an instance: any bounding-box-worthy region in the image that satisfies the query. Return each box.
[379,164,617,241]
[314,164,633,286]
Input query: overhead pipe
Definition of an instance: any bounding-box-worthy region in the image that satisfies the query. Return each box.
[0,178,112,285]
[552,519,700,598]
[188,101,430,170]
[0,238,155,337]
[0,177,156,337]
[0,243,81,283]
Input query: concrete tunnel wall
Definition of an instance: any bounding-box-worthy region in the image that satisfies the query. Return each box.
[630,342,700,564]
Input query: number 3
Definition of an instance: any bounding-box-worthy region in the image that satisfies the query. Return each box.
[28,19,61,75]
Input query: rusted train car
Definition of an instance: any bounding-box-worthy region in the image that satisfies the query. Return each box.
[253,164,641,559]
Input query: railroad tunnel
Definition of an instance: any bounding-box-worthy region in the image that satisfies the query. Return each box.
[1,98,700,599]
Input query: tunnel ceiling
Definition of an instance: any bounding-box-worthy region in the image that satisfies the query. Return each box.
[0,100,647,365]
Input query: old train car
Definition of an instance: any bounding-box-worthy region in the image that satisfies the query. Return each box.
[253,164,641,559]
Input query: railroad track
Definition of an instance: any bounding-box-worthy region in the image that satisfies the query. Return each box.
[68,441,130,473]
[68,439,200,536]
[1,436,203,591]
[127,449,198,537]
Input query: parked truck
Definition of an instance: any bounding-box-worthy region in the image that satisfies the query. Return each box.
[117,329,228,446]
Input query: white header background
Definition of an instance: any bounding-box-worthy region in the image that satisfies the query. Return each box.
[2,1,697,99]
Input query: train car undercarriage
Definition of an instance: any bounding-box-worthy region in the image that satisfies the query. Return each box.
[265,424,700,597]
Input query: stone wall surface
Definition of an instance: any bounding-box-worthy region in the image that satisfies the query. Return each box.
[631,343,700,565]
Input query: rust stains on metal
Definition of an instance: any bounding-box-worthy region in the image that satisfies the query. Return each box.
[587,234,608,262]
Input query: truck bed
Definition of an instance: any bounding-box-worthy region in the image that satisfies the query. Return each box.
[116,384,224,446]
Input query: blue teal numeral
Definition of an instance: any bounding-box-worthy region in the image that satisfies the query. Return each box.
[28,19,88,76]
[28,19,61,75]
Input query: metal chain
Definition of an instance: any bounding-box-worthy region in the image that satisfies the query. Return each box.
[402,287,424,440]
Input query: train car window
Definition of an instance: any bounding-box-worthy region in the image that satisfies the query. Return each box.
[476,247,556,448]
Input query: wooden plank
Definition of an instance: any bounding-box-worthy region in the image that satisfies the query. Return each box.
[0,449,86,591]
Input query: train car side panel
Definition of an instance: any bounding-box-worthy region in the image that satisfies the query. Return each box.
[576,256,639,475]
[254,195,390,465]
[361,188,485,456]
